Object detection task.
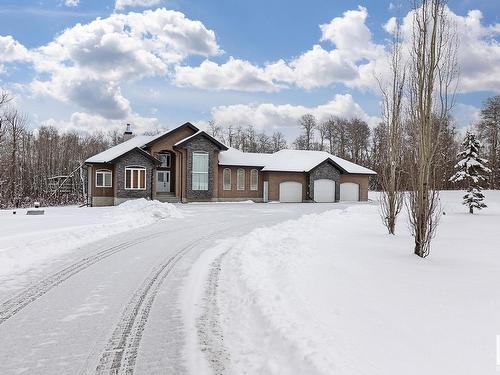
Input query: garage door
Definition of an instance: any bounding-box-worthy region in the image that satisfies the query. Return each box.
[314,179,335,202]
[279,181,303,202]
[340,182,359,201]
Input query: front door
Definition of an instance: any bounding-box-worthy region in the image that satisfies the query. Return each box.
[156,171,170,193]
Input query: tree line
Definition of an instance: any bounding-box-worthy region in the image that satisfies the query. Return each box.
[0,92,112,208]
[1,87,498,211]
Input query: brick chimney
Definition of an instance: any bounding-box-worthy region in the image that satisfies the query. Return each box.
[123,123,133,141]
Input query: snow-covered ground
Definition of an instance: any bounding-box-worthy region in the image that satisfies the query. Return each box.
[0,199,182,278]
[187,191,500,374]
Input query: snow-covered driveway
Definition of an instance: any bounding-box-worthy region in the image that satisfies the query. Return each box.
[0,202,340,374]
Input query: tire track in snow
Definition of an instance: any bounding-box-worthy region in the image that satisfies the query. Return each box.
[0,231,165,325]
[94,237,201,375]
[94,224,249,375]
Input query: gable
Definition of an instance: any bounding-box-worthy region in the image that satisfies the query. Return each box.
[143,122,198,151]
[146,124,198,154]
[310,158,346,174]
[109,147,161,165]
[174,131,228,150]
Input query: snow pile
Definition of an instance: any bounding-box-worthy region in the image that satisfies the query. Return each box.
[0,199,182,279]
[112,198,183,223]
[205,191,500,374]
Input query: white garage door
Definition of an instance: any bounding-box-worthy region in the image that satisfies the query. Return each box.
[279,181,303,202]
[314,179,335,202]
[340,182,359,201]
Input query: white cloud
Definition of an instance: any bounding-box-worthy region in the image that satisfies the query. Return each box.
[319,6,383,61]
[210,94,380,136]
[448,10,500,93]
[175,57,284,92]
[172,6,385,92]
[41,111,161,134]
[115,0,161,11]
[453,103,481,129]
[389,7,500,93]
[28,8,220,118]
[0,35,30,63]
[173,6,500,94]
[64,0,79,7]
[383,17,397,34]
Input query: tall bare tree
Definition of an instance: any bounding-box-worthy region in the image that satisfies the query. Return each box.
[271,131,287,152]
[476,95,500,189]
[378,23,406,234]
[298,114,317,150]
[346,119,370,164]
[4,108,28,206]
[406,0,458,257]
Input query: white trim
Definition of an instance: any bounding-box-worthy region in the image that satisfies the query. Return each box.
[223,168,231,191]
[250,169,258,191]
[125,166,147,190]
[157,152,171,168]
[192,151,209,191]
[237,168,245,191]
[95,169,112,188]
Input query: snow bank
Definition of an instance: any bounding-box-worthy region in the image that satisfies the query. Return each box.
[202,191,500,374]
[0,199,182,279]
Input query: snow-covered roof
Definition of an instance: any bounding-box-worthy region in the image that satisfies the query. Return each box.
[219,148,376,175]
[85,135,155,163]
[85,123,199,163]
[174,131,202,146]
[218,148,274,167]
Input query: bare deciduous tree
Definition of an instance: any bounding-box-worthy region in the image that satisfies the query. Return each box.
[406,0,458,257]
[271,131,287,152]
[476,95,500,189]
[298,114,317,150]
[378,23,405,235]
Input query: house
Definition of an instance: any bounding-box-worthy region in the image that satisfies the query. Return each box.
[84,122,376,206]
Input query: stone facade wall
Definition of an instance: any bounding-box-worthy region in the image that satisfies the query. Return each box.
[184,137,220,200]
[92,196,114,206]
[114,150,156,200]
[309,161,341,201]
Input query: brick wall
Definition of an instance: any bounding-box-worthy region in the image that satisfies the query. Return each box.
[339,174,370,201]
[218,166,263,200]
[263,171,308,201]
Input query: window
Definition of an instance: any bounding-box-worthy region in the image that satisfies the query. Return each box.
[96,169,112,188]
[192,152,209,191]
[125,166,146,190]
[223,168,231,191]
[237,168,245,191]
[250,169,258,191]
[157,153,171,168]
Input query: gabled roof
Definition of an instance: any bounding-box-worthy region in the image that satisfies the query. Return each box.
[85,135,154,163]
[218,149,376,175]
[174,130,228,150]
[143,122,198,148]
[85,122,200,164]
[109,146,161,164]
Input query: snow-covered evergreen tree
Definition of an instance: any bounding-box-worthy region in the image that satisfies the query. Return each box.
[450,131,491,213]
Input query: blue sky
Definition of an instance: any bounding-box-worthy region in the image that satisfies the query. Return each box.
[0,0,499,139]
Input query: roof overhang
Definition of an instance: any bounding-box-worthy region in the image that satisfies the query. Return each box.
[108,147,161,165]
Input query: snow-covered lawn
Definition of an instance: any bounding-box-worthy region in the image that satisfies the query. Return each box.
[0,199,182,278]
[187,191,500,374]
